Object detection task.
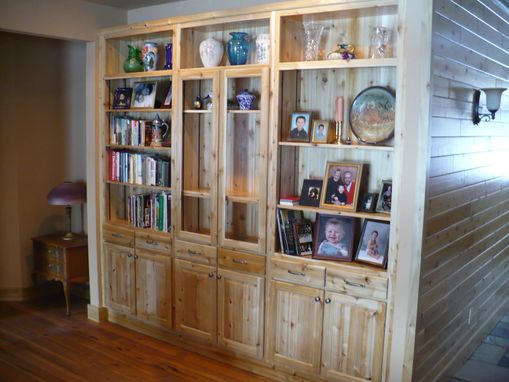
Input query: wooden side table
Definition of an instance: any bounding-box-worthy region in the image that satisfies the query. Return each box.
[32,234,89,315]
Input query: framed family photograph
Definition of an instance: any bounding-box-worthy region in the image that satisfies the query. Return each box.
[113,87,132,109]
[311,120,330,143]
[133,81,157,108]
[355,220,390,268]
[312,214,355,261]
[376,180,392,214]
[299,179,323,207]
[288,112,311,142]
[359,192,378,212]
[320,162,363,211]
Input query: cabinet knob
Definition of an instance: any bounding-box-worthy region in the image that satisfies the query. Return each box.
[208,272,215,278]
[325,298,331,304]
[134,255,139,260]
[127,253,133,258]
[216,275,222,279]
[314,296,321,302]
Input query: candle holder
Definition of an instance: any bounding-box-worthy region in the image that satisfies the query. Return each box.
[335,121,342,144]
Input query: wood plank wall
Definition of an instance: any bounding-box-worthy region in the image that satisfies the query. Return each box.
[413,1,509,381]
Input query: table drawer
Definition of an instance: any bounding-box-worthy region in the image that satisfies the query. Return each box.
[175,240,216,265]
[271,258,325,288]
[34,242,63,262]
[218,248,265,274]
[103,225,134,247]
[135,232,172,254]
[326,268,388,300]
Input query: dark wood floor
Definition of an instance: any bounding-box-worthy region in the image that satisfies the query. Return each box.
[0,298,274,382]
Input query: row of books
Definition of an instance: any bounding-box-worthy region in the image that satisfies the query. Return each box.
[109,151,170,187]
[127,192,171,232]
[276,209,313,256]
[110,116,152,146]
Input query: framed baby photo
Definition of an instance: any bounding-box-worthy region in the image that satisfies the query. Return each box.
[299,179,323,207]
[359,192,378,212]
[375,180,392,214]
[355,220,390,268]
[113,87,132,109]
[312,214,355,262]
[133,81,157,108]
[287,112,311,142]
[320,162,363,212]
[311,120,331,144]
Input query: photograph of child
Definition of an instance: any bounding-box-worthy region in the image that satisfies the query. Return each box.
[355,220,390,267]
[313,214,354,261]
[288,112,311,141]
[311,120,330,143]
[376,181,392,213]
[321,162,362,211]
[299,179,323,207]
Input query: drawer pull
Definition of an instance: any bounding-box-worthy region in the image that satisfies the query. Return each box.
[48,264,53,269]
[47,249,54,254]
[134,255,139,260]
[345,280,365,288]
[216,275,222,280]
[232,258,248,265]
[325,298,331,304]
[146,239,156,245]
[187,250,201,256]
[127,253,133,258]
[288,270,306,277]
[208,272,215,278]
[314,296,321,302]
[111,233,121,238]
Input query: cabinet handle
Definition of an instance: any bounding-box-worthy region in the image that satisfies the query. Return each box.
[208,272,215,278]
[47,249,54,254]
[48,264,53,269]
[216,275,222,279]
[127,253,133,258]
[111,233,121,238]
[314,296,321,302]
[134,255,139,260]
[146,239,156,245]
[232,258,248,265]
[325,298,331,304]
[188,250,201,256]
[288,270,306,277]
[345,280,365,288]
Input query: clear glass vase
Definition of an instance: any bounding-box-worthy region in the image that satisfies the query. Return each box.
[302,22,325,61]
[368,26,393,59]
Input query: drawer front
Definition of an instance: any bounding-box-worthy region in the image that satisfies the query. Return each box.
[34,243,64,278]
[271,258,325,288]
[135,232,172,254]
[218,248,265,275]
[175,240,216,265]
[103,225,134,247]
[326,268,388,300]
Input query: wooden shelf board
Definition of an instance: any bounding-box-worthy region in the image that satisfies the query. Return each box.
[183,109,212,114]
[105,220,172,236]
[225,193,259,204]
[278,58,397,71]
[183,189,211,198]
[106,108,172,113]
[227,110,261,114]
[106,180,172,192]
[180,63,269,73]
[278,141,393,151]
[104,70,173,80]
[106,144,171,153]
[276,204,391,222]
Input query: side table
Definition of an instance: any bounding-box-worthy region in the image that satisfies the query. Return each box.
[32,234,89,315]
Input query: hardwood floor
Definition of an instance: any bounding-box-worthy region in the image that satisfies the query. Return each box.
[0,298,274,382]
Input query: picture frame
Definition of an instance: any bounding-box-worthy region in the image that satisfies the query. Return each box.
[133,81,157,108]
[320,162,363,212]
[359,192,378,212]
[292,220,313,256]
[311,120,330,143]
[287,112,311,142]
[312,214,355,261]
[163,82,172,108]
[355,219,390,268]
[375,180,392,214]
[112,87,132,109]
[299,179,323,207]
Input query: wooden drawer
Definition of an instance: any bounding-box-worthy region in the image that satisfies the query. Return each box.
[135,231,172,254]
[33,243,64,278]
[218,248,265,275]
[270,258,325,288]
[103,225,134,247]
[175,240,216,265]
[326,268,388,300]
[34,242,63,262]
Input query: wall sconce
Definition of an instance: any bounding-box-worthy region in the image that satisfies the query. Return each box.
[472,88,506,125]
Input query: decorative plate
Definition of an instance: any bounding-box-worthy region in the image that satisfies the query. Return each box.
[349,86,396,144]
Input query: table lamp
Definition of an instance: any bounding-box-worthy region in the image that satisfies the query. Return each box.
[47,181,86,240]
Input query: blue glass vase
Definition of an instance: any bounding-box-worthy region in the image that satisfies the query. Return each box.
[227,32,249,65]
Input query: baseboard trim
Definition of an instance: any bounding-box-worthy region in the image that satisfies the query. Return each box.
[87,304,108,322]
[0,286,34,301]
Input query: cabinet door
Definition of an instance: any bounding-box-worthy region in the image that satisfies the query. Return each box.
[268,280,323,375]
[321,292,386,382]
[217,268,264,359]
[135,250,172,328]
[174,258,216,342]
[103,242,135,314]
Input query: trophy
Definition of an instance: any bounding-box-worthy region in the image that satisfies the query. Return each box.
[150,114,169,147]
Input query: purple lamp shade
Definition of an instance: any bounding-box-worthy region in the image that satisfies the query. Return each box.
[47,182,86,206]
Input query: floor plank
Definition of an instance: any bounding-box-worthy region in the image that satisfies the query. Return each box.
[0,299,274,382]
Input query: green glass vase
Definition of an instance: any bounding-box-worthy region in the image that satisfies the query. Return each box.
[123,45,143,73]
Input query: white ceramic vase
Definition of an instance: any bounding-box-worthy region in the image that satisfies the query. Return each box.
[199,38,223,67]
[255,33,270,64]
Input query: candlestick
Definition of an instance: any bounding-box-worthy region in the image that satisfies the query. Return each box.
[335,96,344,123]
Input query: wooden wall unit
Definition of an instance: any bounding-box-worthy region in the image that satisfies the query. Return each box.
[413,1,509,381]
[94,1,508,381]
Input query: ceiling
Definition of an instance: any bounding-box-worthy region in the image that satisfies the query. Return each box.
[82,0,182,10]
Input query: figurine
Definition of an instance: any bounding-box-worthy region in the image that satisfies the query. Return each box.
[327,43,356,60]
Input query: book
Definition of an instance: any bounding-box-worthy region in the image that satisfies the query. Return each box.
[279,196,300,206]
[277,208,303,255]
[292,220,313,256]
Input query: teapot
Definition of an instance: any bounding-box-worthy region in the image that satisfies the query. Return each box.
[150,114,169,147]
